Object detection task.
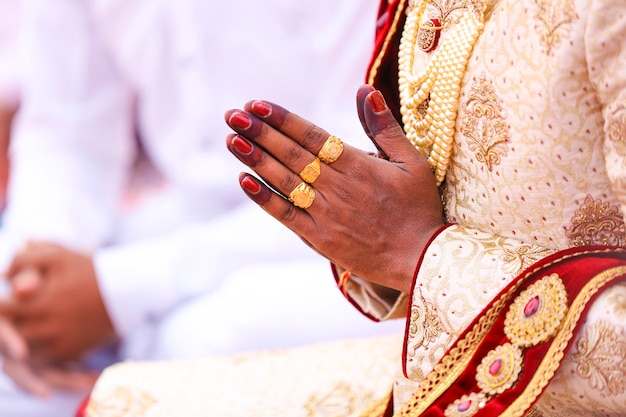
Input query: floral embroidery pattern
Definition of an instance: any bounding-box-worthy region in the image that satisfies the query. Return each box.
[500,245,555,276]
[572,320,626,396]
[424,0,465,26]
[532,0,575,55]
[608,107,626,163]
[86,386,156,417]
[461,74,510,171]
[304,381,372,416]
[408,299,446,349]
[565,195,626,247]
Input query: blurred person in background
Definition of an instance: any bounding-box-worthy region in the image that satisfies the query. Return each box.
[0,1,403,416]
[0,0,19,212]
[76,0,626,416]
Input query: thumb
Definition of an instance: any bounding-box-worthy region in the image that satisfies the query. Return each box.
[11,268,44,300]
[362,89,424,164]
[356,84,376,140]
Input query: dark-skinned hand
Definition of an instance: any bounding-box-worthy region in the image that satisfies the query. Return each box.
[0,242,116,367]
[225,85,444,294]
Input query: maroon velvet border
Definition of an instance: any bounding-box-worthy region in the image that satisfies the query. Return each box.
[417,246,626,416]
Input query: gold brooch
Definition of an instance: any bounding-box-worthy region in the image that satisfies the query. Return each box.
[444,274,569,417]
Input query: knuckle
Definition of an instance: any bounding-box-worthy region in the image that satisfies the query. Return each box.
[279,175,301,194]
[282,143,306,166]
[302,125,326,151]
[279,203,298,223]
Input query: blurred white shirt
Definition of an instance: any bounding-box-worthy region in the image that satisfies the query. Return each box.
[3,0,386,357]
[0,0,19,107]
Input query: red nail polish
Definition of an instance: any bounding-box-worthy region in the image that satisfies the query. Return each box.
[369,90,388,113]
[232,136,253,155]
[241,175,261,194]
[229,112,251,129]
[251,101,272,117]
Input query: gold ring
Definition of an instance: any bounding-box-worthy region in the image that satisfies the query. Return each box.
[288,182,315,209]
[299,157,321,184]
[318,135,344,164]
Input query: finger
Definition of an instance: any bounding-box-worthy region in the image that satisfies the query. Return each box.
[6,241,60,279]
[357,85,389,159]
[356,84,375,140]
[226,133,320,202]
[0,316,28,360]
[236,101,347,165]
[362,89,423,164]
[37,367,99,392]
[11,268,43,300]
[225,110,327,184]
[3,358,50,398]
[237,172,318,239]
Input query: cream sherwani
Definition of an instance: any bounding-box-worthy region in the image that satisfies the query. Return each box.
[344,0,626,415]
[0,1,407,416]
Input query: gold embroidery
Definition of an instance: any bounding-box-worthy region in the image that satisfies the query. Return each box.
[524,407,544,417]
[608,107,626,164]
[608,108,626,144]
[502,265,626,417]
[408,298,446,348]
[565,195,626,247]
[572,320,626,397]
[504,273,569,348]
[86,386,156,417]
[461,74,510,171]
[393,248,626,417]
[532,0,575,55]
[305,381,373,417]
[501,246,555,277]
[424,0,466,26]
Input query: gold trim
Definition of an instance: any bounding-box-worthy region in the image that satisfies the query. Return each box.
[395,279,519,416]
[394,248,626,416]
[501,265,626,417]
[367,0,408,85]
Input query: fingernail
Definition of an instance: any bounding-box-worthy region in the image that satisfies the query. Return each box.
[229,111,251,129]
[369,90,388,113]
[251,101,272,117]
[239,174,272,204]
[231,136,253,155]
[241,175,260,194]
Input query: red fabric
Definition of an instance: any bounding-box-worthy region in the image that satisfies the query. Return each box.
[74,394,91,417]
[417,246,626,416]
[367,0,406,123]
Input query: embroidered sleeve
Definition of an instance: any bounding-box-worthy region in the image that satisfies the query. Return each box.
[404,224,555,380]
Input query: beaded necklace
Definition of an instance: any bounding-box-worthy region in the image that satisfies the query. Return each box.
[398,0,487,185]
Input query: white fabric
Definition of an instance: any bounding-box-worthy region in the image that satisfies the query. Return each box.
[0,0,403,416]
[0,0,20,106]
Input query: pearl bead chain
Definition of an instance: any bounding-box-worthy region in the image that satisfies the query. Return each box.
[399,1,487,185]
